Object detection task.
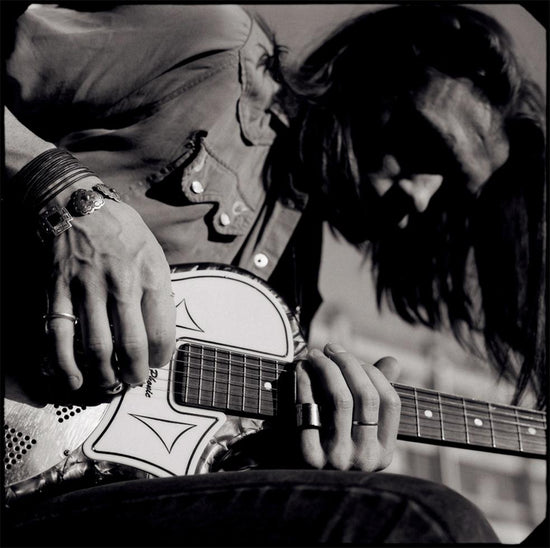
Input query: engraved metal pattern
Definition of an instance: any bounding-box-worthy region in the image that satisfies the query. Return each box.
[69,188,105,216]
[37,204,73,240]
[92,183,122,203]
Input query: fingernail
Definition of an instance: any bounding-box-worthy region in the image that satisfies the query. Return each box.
[67,375,81,390]
[307,348,323,360]
[325,343,346,354]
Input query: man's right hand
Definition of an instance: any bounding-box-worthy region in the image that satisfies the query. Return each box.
[43,175,176,393]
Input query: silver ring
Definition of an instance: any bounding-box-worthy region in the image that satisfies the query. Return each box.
[352,420,378,427]
[43,312,78,324]
[102,380,124,395]
[296,403,322,429]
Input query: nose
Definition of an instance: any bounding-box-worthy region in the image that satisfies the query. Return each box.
[398,174,443,213]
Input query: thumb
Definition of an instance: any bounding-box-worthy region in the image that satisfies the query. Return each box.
[372,356,401,383]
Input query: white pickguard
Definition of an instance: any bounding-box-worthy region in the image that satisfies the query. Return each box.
[82,266,294,477]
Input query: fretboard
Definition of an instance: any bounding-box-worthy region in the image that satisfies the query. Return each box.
[172,343,546,458]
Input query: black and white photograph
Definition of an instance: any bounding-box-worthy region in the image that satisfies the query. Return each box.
[2,2,547,546]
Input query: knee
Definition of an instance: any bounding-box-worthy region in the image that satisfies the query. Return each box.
[368,473,499,543]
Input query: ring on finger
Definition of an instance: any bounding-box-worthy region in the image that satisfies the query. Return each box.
[352,420,378,426]
[101,380,124,395]
[43,312,78,334]
[296,403,322,429]
[43,312,78,324]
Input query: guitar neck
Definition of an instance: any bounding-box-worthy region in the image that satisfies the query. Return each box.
[173,343,547,459]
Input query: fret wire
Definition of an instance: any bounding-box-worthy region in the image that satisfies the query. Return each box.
[258,357,262,415]
[175,349,542,424]
[226,351,231,410]
[178,367,281,385]
[175,349,543,424]
[437,392,445,441]
[184,347,190,402]
[172,365,546,435]
[488,402,496,448]
[184,369,547,435]
[275,360,280,415]
[212,346,216,408]
[166,355,548,433]
[142,377,547,451]
[413,388,420,437]
[399,402,544,438]
[179,379,275,411]
[515,409,523,452]
[394,384,545,423]
[177,347,282,374]
[242,353,247,412]
[198,346,204,405]
[463,398,470,444]
[175,371,280,397]
[395,389,546,425]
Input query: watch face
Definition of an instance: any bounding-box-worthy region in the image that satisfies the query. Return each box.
[70,189,105,216]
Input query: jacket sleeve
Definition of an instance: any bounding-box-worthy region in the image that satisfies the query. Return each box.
[6,5,251,141]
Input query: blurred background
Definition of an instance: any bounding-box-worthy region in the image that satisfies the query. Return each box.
[247,4,547,544]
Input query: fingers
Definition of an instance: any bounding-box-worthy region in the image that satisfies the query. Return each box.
[141,287,176,369]
[77,285,116,389]
[45,283,82,390]
[360,361,402,467]
[372,356,401,383]
[109,297,150,386]
[297,344,401,472]
[307,347,361,470]
[46,277,175,393]
[295,360,326,469]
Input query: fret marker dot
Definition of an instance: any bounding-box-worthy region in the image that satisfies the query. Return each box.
[474,418,483,427]
[263,382,272,391]
[528,427,537,435]
[423,410,433,418]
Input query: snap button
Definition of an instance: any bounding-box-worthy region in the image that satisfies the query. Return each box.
[220,213,231,226]
[190,180,204,194]
[254,253,269,268]
[232,201,248,215]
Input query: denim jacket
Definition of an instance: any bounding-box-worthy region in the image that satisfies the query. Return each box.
[7,4,307,283]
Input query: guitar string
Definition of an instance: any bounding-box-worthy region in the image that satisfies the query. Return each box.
[142,370,547,435]
[152,365,548,429]
[173,348,546,423]
[150,360,547,426]
[132,388,545,449]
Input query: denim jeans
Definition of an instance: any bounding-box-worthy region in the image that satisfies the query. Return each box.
[4,470,498,546]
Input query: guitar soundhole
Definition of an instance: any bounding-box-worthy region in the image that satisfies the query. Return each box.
[4,425,37,471]
[53,404,87,423]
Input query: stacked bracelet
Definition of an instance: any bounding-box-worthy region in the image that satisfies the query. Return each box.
[14,148,96,213]
[13,148,122,242]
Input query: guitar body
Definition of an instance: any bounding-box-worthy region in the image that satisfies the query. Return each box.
[4,264,305,498]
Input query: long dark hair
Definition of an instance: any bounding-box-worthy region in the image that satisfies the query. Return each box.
[272,5,546,408]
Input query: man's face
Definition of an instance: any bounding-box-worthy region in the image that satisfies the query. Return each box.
[365,75,510,227]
